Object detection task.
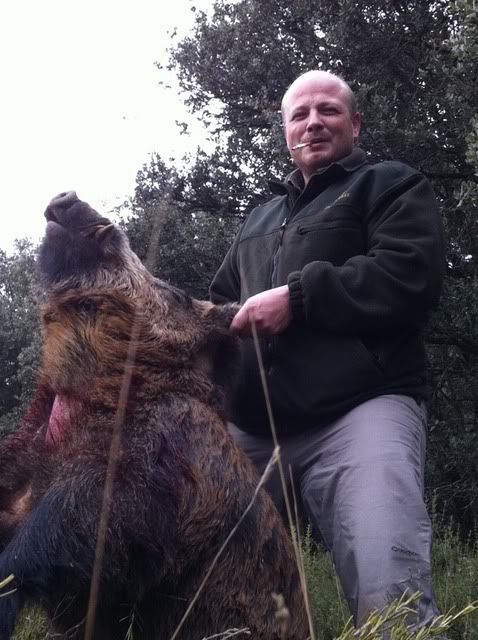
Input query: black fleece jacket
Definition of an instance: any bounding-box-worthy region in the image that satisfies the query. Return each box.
[210,148,445,435]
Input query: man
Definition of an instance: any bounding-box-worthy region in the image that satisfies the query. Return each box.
[210,70,445,630]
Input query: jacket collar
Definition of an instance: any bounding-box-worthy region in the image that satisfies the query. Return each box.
[269,147,368,196]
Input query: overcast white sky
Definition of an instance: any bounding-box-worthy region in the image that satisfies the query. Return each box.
[0,0,213,252]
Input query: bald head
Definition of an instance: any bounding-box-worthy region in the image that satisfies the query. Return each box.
[281,70,357,121]
[280,70,361,183]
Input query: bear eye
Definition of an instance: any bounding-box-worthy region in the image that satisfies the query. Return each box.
[43,310,57,324]
[74,299,97,314]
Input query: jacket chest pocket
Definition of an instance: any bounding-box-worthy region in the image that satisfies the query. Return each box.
[297,217,358,233]
[286,213,365,267]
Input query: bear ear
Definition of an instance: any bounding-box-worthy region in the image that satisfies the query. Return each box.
[88,223,116,245]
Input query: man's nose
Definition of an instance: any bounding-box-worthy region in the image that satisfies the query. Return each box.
[306,110,324,130]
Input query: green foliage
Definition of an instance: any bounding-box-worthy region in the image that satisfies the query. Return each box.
[302,523,478,640]
[0,0,476,532]
[158,0,478,532]
[0,241,41,437]
[432,524,478,623]
[123,0,478,532]
[302,530,349,638]
[168,0,476,179]
[122,0,478,530]
[336,596,478,640]
[12,607,50,640]
[121,194,238,299]
[132,150,259,217]
[165,0,478,272]
[2,6,478,640]
[424,0,478,531]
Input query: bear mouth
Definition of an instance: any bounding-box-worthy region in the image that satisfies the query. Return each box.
[45,208,59,224]
[46,394,85,447]
[44,192,115,241]
[46,394,67,446]
[44,208,115,241]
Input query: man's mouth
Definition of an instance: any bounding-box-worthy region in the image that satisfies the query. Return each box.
[291,139,328,150]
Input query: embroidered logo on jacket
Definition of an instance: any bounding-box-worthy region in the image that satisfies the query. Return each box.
[325,191,351,209]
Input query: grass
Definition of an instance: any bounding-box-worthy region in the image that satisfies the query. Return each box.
[303,518,478,640]
[11,519,478,640]
[13,608,50,640]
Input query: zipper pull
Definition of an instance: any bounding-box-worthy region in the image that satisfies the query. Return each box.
[279,218,288,245]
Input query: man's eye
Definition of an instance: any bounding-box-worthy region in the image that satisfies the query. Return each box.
[291,112,306,120]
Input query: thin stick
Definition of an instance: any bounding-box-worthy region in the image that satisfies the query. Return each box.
[289,465,315,637]
[0,574,15,590]
[84,201,164,640]
[237,260,315,638]
[202,628,250,640]
[291,142,313,150]
[84,317,141,640]
[248,317,316,640]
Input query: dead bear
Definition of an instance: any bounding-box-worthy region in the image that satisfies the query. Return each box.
[0,192,309,640]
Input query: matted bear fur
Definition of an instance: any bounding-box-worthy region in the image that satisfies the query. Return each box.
[0,192,308,639]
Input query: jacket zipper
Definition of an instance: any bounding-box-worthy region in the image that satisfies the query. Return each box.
[271,218,287,288]
[278,217,287,244]
[270,192,305,287]
[267,198,303,368]
[265,218,288,370]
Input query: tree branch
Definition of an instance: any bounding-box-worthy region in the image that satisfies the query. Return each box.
[422,171,478,182]
[426,333,478,355]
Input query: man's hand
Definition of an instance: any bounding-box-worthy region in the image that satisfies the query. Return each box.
[231,285,292,337]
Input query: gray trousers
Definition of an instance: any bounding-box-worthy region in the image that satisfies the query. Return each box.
[229,394,440,629]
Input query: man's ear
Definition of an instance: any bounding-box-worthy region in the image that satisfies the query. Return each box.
[352,112,362,143]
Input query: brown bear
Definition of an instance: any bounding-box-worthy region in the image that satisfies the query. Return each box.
[0,192,309,640]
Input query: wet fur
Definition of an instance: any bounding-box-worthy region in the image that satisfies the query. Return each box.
[0,193,308,639]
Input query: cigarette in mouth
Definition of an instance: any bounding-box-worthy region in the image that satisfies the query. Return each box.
[291,141,313,150]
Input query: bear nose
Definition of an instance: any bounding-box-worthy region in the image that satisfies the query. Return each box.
[48,191,78,211]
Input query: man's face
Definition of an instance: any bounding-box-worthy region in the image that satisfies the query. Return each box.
[283,75,361,184]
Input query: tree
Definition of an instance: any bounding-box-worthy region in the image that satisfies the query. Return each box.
[424,0,478,531]
[123,199,237,299]
[121,157,238,298]
[0,241,41,435]
[154,0,478,531]
[169,1,476,175]
[2,0,474,531]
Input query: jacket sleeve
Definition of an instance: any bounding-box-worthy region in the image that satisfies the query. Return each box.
[287,172,445,334]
